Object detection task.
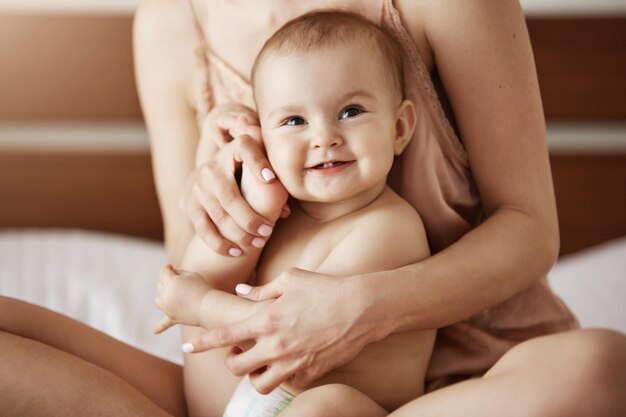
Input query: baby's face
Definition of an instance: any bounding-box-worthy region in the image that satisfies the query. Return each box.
[254,42,402,204]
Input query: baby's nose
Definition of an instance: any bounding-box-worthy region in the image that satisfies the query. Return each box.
[310,126,343,148]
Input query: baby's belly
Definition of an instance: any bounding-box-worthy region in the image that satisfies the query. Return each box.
[283,330,436,411]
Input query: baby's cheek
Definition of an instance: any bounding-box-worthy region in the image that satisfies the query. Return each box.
[270,148,297,174]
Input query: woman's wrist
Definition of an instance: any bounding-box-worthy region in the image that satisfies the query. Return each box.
[346,272,403,344]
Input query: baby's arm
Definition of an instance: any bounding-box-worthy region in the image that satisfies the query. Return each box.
[154,265,267,334]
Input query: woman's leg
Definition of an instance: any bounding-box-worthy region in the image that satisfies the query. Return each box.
[0,296,186,416]
[389,329,626,417]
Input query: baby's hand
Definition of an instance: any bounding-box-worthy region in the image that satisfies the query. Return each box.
[154,265,212,334]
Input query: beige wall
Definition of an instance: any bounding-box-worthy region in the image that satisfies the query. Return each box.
[2,1,626,15]
[0,6,623,252]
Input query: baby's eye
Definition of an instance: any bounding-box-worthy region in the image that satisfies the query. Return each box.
[284,116,306,126]
[339,106,364,119]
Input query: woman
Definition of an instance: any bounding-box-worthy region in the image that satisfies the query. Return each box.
[1,0,624,416]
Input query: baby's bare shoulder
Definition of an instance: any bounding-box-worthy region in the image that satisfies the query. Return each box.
[353,188,425,240]
[316,188,429,275]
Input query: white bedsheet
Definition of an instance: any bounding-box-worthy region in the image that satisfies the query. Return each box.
[0,229,181,364]
[1,229,624,366]
[549,238,626,333]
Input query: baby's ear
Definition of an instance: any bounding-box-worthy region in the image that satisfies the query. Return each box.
[394,100,417,155]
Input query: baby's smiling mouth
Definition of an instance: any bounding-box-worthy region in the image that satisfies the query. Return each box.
[313,161,346,169]
[305,160,355,173]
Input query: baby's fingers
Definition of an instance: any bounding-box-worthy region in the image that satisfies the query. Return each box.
[232,134,276,184]
[153,315,176,335]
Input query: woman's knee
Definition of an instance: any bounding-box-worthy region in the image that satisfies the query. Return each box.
[493,329,626,416]
[566,329,626,408]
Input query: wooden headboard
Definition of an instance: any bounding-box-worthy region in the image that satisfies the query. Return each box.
[0,13,624,256]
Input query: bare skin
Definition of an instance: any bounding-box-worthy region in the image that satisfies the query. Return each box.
[0,296,185,417]
[1,0,625,416]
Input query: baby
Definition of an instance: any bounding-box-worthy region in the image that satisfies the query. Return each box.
[155,10,434,417]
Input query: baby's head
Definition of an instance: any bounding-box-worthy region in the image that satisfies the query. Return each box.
[252,10,405,105]
[252,10,416,204]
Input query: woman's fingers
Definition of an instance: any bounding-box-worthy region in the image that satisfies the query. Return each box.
[191,180,251,251]
[290,365,324,389]
[193,159,273,252]
[184,318,262,352]
[202,106,259,148]
[187,198,241,256]
[214,109,258,134]
[202,115,231,148]
[232,134,276,184]
[224,343,273,378]
[228,115,258,140]
[210,177,273,240]
[223,341,302,393]
[248,363,297,395]
[235,277,285,301]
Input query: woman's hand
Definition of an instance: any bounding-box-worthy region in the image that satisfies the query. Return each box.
[154,265,211,334]
[180,129,289,257]
[196,102,259,159]
[180,269,392,394]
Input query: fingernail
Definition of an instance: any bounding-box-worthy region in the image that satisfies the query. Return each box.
[228,248,243,257]
[181,343,195,353]
[261,168,275,182]
[257,224,273,236]
[236,283,252,295]
[251,237,266,248]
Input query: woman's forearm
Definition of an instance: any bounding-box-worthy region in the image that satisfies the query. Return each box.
[360,206,559,333]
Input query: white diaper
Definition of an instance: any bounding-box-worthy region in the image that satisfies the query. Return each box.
[223,376,295,417]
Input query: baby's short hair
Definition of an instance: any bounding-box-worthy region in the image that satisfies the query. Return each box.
[251,9,405,96]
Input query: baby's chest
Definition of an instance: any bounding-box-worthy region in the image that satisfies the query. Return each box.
[253,220,352,285]
[255,237,325,286]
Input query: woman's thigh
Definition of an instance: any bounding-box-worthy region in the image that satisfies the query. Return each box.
[389,329,626,417]
[0,296,186,416]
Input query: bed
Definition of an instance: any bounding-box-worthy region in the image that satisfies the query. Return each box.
[0,2,624,362]
[1,229,624,366]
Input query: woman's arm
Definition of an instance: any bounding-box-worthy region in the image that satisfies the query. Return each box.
[135,0,281,265]
[134,0,200,265]
[178,0,560,391]
[380,0,558,329]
